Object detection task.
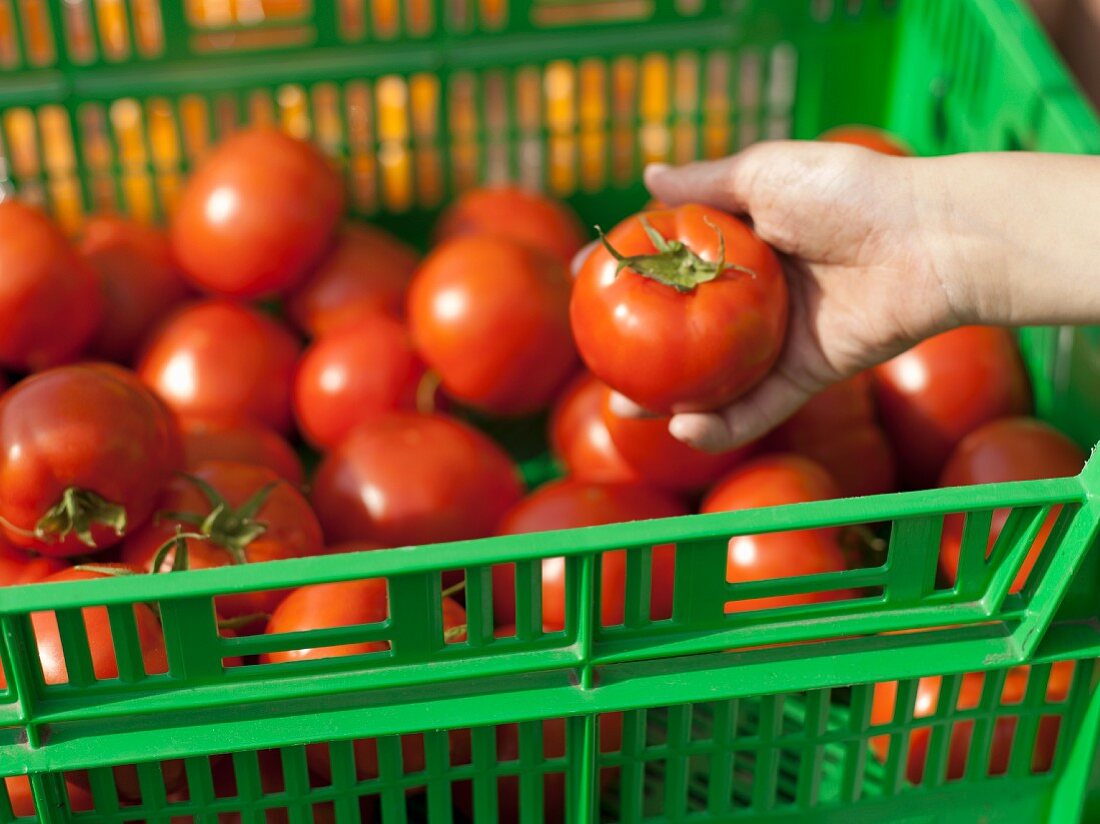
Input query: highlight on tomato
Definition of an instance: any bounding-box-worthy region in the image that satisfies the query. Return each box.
[170,127,343,299]
[701,455,852,612]
[492,479,688,630]
[937,417,1085,593]
[872,326,1032,488]
[293,310,428,450]
[138,299,302,434]
[286,222,421,336]
[434,185,588,268]
[0,201,103,372]
[571,203,788,414]
[408,235,577,415]
[549,373,640,485]
[0,363,181,556]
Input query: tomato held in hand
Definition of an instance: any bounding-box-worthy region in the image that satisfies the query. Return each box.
[138,300,301,434]
[79,215,191,362]
[549,373,639,485]
[408,236,577,415]
[286,222,420,336]
[170,128,343,299]
[0,364,181,555]
[938,417,1084,593]
[571,204,788,414]
[820,125,912,156]
[0,201,102,371]
[872,326,1032,488]
[765,373,897,497]
[601,383,755,493]
[702,455,850,612]
[293,311,426,449]
[180,415,303,485]
[870,661,1073,783]
[311,412,524,547]
[493,480,687,630]
[434,185,587,268]
[122,460,323,618]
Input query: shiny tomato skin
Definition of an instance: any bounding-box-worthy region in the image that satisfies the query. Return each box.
[434,185,587,268]
[311,412,524,547]
[870,661,1073,783]
[408,235,577,415]
[286,222,420,336]
[872,326,1032,488]
[601,383,755,493]
[0,201,102,371]
[0,364,182,555]
[293,311,426,449]
[549,373,639,485]
[702,455,850,612]
[121,460,324,617]
[765,374,898,497]
[819,125,912,156]
[79,215,191,362]
[180,415,304,485]
[0,540,67,585]
[493,480,688,630]
[170,128,343,299]
[138,300,302,434]
[571,204,788,414]
[938,417,1085,592]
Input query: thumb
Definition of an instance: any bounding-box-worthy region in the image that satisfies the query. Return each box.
[668,371,818,453]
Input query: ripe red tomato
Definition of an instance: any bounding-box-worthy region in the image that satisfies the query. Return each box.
[938,418,1084,592]
[122,460,323,618]
[170,128,343,299]
[138,300,301,434]
[819,125,912,156]
[286,222,420,336]
[311,413,524,547]
[549,373,639,485]
[180,415,303,486]
[0,364,181,555]
[5,774,93,816]
[0,540,67,585]
[260,581,468,784]
[293,311,426,449]
[0,201,102,371]
[765,374,898,497]
[79,215,191,362]
[701,455,850,612]
[870,661,1073,783]
[571,204,788,414]
[493,480,688,630]
[408,236,577,415]
[601,383,755,493]
[872,326,1032,488]
[434,185,587,268]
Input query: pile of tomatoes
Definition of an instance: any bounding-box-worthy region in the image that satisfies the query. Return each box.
[0,124,1084,816]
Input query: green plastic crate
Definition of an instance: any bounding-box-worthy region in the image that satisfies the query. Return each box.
[3,0,1100,821]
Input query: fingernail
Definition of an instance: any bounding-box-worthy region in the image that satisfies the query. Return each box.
[668,416,695,442]
[608,392,640,417]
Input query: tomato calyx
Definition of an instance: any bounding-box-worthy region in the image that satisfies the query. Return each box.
[597,216,756,293]
[156,474,280,566]
[35,487,127,548]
